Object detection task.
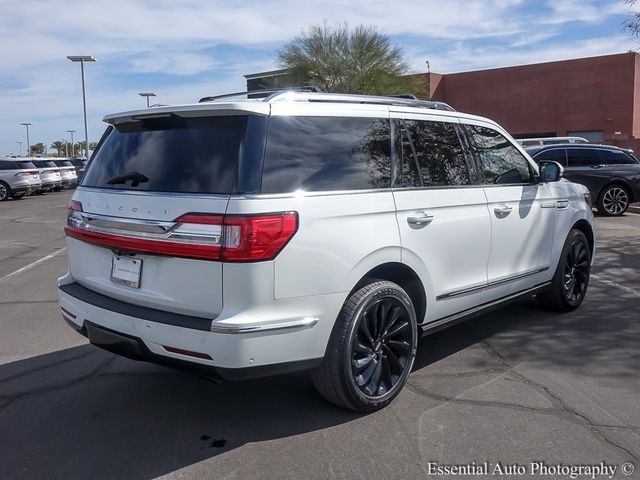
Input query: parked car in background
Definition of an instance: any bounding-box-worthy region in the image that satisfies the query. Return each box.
[59,91,595,412]
[0,158,41,200]
[69,158,88,181]
[52,159,78,188]
[526,144,640,216]
[31,160,63,192]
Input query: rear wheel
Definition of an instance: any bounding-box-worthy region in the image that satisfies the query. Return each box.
[0,181,10,201]
[597,185,629,216]
[538,229,591,311]
[312,280,418,411]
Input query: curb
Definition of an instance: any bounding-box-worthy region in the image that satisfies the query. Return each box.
[629,205,640,214]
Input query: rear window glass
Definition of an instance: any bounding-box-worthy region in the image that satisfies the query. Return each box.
[567,149,600,167]
[82,115,263,194]
[262,116,391,193]
[17,161,36,169]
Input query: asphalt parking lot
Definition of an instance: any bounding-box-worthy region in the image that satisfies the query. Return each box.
[1,192,639,480]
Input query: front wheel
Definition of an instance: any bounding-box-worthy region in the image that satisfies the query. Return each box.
[597,185,630,216]
[312,280,418,411]
[538,229,591,311]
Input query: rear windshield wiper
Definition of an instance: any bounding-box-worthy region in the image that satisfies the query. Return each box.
[106,172,149,187]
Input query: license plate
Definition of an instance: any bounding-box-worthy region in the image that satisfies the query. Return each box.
[110,256,142,288]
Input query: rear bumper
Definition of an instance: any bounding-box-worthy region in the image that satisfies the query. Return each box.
[57,277,341,377]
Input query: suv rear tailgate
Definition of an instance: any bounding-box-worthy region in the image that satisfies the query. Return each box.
[67,188,228,318]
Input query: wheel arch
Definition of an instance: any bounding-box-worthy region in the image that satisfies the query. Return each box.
[351,262,427,325]
[571,219,595,257]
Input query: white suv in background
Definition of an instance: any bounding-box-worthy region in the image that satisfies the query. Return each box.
[58,91,595,411]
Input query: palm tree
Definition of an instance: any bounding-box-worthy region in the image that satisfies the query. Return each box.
[50,140,67,157]
[277,22,424,97]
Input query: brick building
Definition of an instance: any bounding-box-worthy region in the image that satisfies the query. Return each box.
[426,52,640,151]
[245,52,640,151]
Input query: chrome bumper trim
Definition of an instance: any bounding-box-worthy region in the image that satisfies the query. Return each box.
[211,317,318,334]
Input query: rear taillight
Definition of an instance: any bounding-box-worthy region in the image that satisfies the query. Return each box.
[220,213,298,261]
[64,203,298,262]
[41,169,54,174]
[584,192,593,208]
[15,170,38,177]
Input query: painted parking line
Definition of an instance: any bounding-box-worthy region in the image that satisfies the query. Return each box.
[591,274,640,298]
[0,247,67,285]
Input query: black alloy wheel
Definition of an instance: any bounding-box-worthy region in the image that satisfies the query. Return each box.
[312,280,418,411]
[562,237,590,306]
[538,229,591,311]
[351,297,414,398]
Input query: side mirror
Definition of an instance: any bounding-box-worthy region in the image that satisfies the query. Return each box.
[539,161,564,183]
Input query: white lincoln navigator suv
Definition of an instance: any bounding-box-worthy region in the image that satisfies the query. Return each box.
[58,91,595,411]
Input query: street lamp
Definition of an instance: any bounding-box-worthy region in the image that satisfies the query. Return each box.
[16,141,22,156]
[67,55,96,160]
[139,92,157,107]
[20,122,32,156]
[67,130,76,157]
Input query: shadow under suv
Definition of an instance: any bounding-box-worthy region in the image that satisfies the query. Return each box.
[58,91,595,411]
[526,144,640,216]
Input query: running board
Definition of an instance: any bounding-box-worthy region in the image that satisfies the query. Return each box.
[420,282,550,336]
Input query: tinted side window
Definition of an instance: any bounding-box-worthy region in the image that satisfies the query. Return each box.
[599,149,637,165]
[262,116,391,193]
[397,119,470,187]
[468,125,532,184]
[567,149,600,167]
[533,148,567,167]
[0,161,13,170]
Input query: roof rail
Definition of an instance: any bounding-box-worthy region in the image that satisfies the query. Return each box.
[199,86,323,103]
[515,136,589,146]
[267,91,456,112]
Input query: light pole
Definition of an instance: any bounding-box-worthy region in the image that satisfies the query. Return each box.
[139,92,157,107]
[16,141,22,156]
[67,130,76,157]
[20,122,32,156]
[67,55,96,159]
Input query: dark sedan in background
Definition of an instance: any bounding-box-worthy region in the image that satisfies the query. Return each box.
[526,144,640,216]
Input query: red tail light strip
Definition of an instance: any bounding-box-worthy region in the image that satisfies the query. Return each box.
[64,225,222,260]
[65,201,298,262]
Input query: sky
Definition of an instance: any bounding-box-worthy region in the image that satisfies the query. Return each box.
[0,0,637,155]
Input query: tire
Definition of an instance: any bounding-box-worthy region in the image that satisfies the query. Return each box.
[312,280,418,411]
[538,229,591,312]
[597,184,630,216]
[0,181,10,201]
[11,192,26,200]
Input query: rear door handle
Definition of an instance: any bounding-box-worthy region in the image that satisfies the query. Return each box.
[407,212,434,226]
[494,205,513,216]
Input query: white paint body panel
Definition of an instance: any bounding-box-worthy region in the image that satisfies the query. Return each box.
[58,95,595,373]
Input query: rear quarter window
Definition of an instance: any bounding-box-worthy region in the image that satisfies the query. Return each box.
[261,116,391,193]
[599,149,638,165]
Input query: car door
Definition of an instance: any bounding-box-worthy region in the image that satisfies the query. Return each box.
[390,110,491,322]
[464,122,557,299]
[565,147,606,197]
